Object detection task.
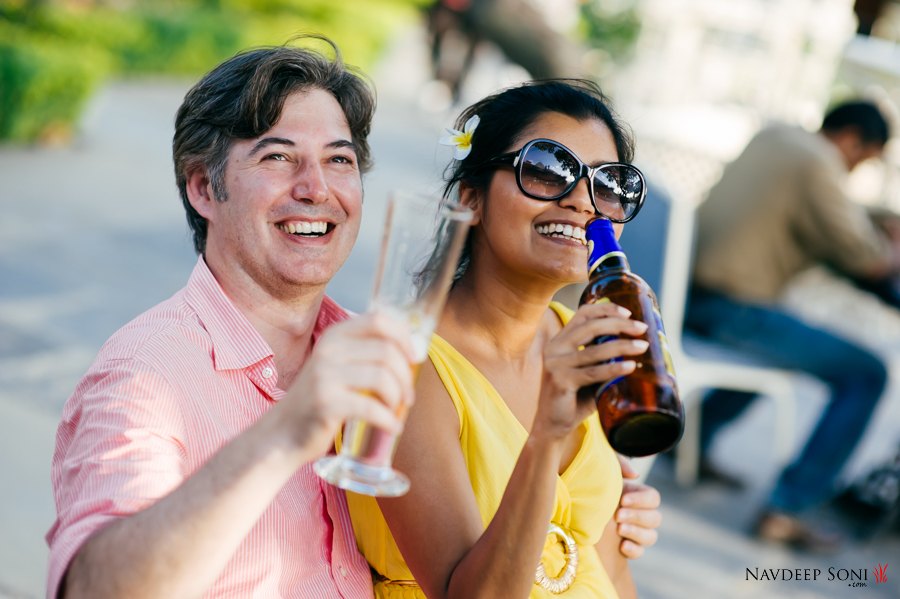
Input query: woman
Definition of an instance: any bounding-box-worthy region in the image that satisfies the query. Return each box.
[348,80,658,598]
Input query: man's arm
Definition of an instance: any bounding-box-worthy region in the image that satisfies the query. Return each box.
[596,519,638,599]
[64,410,318,598]
[615,455,662,559]
[60,313,414,599]
[869,208,900,274]
[795,156,897,280]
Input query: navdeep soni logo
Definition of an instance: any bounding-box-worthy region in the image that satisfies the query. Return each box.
[745,562,888,589]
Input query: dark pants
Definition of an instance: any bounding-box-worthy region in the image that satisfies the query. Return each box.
[685,286,888,514]
[848,272,900,311]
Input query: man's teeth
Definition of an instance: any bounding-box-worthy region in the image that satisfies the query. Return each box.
[277,221,328,235]
[535,223,587,245]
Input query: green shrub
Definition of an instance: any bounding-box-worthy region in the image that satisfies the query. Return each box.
[16,6,150,72]
[578,1,641,59]
[0,0,424,143]
[0,22,111,142]
[123,8,246,75]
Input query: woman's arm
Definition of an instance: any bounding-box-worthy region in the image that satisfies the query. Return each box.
[378,361,565,599]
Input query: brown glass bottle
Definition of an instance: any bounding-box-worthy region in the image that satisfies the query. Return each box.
[578,218,684,457]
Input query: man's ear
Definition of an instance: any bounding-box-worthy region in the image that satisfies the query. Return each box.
[457,182,483,226]
[185,168,217,220]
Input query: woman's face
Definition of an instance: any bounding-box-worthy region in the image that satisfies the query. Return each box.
[469,112,624,286]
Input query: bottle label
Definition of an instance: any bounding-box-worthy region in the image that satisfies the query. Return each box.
[588,250,627,277]
[652,306,677,378]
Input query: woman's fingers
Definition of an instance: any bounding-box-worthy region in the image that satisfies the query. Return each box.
[572,360,636,387]
[573,338,649,366]
[567,301,631,325]
[552,307,648,352]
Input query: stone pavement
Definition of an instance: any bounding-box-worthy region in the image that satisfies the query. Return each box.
[1,25,899,598]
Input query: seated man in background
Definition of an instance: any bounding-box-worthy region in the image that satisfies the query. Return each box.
[684,99,899,551]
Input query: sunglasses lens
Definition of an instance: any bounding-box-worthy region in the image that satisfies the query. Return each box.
[593,165,644,222]
[519,141,578,200]
[512,140,645,222]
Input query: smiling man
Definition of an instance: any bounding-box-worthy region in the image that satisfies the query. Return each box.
[45,37,418,598]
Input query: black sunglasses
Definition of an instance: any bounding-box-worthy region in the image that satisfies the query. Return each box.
[486,138,646,223]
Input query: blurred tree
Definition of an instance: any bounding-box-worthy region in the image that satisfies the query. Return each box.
[0,0,426,143]
[424,0,641,103]
[578,0,641,61]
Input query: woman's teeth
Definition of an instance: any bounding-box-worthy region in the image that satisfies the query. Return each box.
[277,221,329,236]
[535,223,586,245]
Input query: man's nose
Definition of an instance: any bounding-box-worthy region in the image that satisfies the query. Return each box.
[292,161,329,204]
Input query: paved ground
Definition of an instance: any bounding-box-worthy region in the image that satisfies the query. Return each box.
[1,26,899,598]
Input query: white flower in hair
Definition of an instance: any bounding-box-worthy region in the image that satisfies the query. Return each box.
[439,114,480,160]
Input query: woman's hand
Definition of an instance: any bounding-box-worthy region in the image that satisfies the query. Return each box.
[533,302,649,440]
[615,456,662,559]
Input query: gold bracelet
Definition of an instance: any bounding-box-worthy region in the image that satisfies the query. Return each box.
[534,523,578,594]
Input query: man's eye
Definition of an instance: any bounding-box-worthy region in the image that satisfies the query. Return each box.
[264,153,288,161]
[332,155,355,165]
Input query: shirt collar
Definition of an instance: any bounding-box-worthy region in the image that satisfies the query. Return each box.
[183,256,349,371]
[184,257,273,371]
[311,294,351,344]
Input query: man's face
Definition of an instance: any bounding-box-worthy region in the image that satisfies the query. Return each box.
[849,141,885,171]
[197,88,363,300]
[837,130,885,171]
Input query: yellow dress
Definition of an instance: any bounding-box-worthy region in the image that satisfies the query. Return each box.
[346,302,623,598]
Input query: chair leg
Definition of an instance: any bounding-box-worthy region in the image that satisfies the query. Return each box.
[629,455,657,484]
[675,390,703,486]
[771,393,797,467]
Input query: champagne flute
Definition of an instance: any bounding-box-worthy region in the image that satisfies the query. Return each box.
[314,189,473,496]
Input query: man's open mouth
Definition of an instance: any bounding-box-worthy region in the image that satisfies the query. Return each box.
[276,221,334,238]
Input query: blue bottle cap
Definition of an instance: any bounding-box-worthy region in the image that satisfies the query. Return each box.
[586,218,625,273]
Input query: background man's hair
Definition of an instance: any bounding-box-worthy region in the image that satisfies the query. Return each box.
[821,100,890,146]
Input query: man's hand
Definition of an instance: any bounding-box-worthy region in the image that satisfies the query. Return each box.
[615,455,662,559]
[278,311,418,457]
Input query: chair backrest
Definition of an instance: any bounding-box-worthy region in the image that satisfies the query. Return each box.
[618,181,695,355]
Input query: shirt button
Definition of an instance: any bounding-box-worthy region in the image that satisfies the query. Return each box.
[339,565,348,578]
[262,367,274,379]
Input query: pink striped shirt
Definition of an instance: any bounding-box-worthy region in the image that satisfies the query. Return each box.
[47,257,373,599]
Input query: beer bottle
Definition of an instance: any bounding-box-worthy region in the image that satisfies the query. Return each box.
[578,217,684,457]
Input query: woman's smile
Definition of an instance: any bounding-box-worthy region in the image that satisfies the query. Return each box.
[534,221,588,246]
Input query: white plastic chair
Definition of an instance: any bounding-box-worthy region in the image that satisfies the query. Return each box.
[619,187,802,486]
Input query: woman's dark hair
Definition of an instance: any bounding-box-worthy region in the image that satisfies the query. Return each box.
[173,34,376,254]
[821,99,890,146]
[441,79,635,278]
